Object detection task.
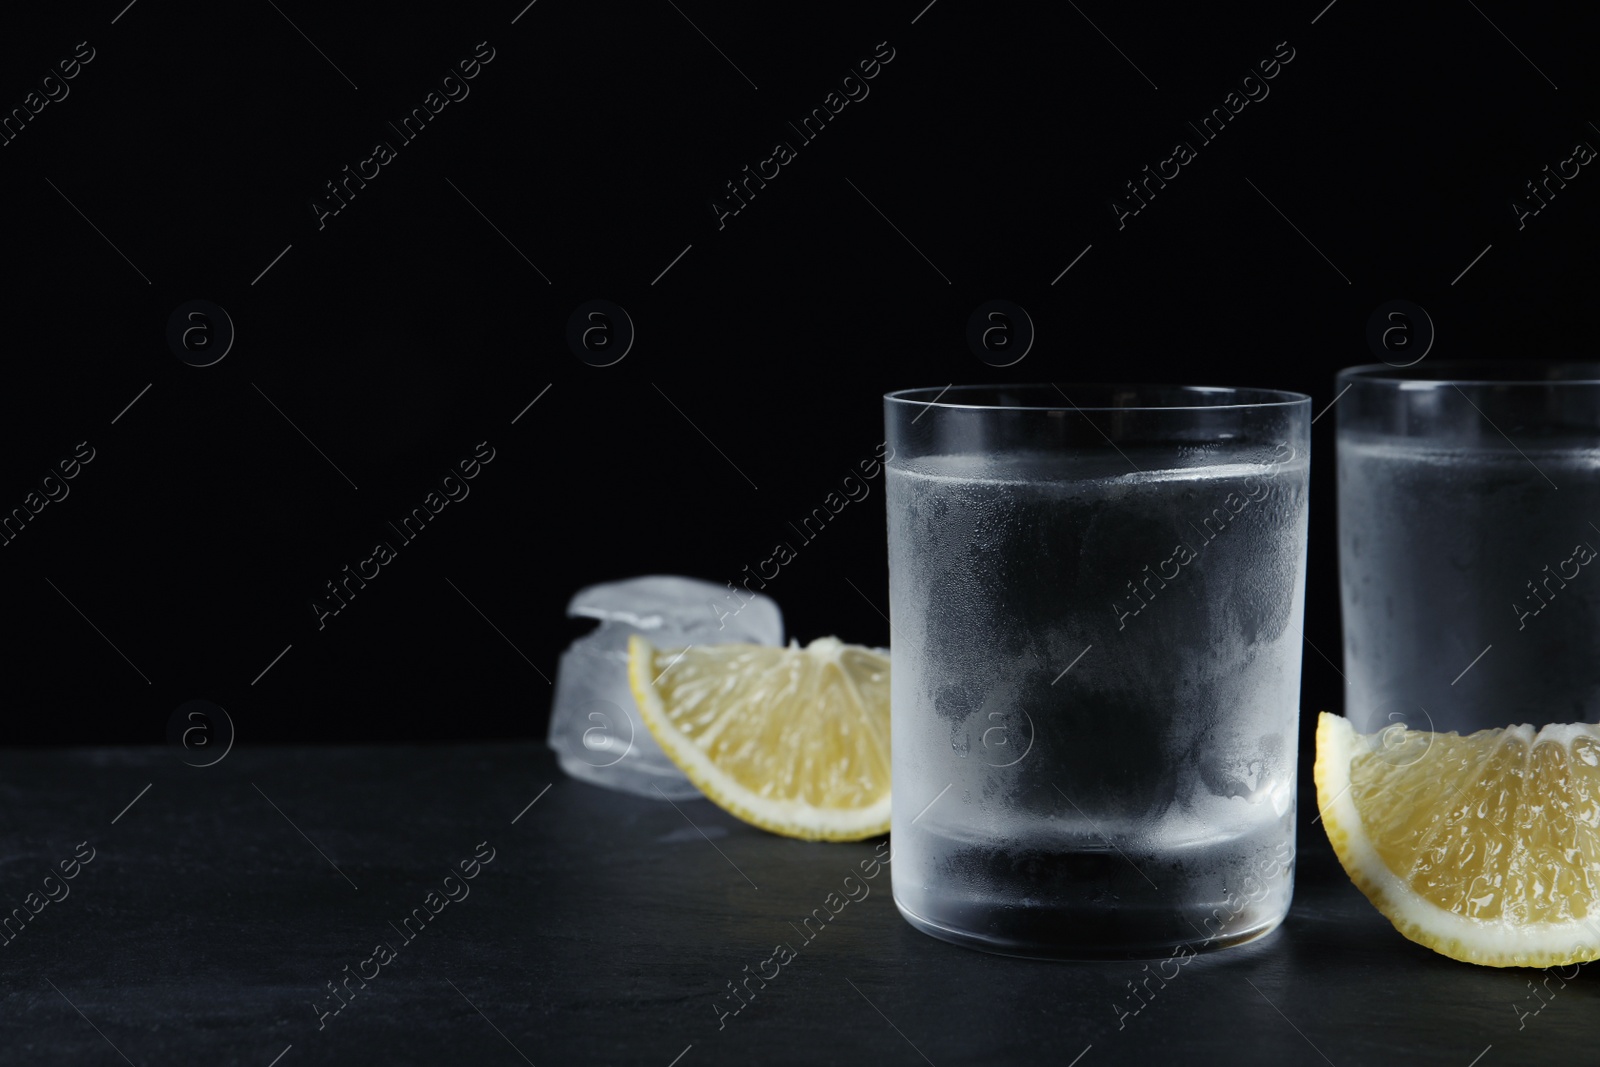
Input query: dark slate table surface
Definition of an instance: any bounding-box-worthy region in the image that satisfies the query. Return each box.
[0,742,1590,1067]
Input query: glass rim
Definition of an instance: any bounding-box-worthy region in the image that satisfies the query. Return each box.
[1337,361,1600,387]
[884,383,1310,413]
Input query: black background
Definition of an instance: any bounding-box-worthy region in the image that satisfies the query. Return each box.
[3,0,1596,750]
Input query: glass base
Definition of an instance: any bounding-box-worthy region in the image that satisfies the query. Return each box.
[892,890,1288,962]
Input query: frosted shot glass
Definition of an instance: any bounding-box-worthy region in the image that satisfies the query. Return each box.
[1337,362,1600,735]
[885,384,1310,959]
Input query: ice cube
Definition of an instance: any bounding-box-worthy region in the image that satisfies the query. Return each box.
[547,575,783,799]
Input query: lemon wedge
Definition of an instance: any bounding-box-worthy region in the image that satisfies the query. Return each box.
[1315,710,1600,967]
[627,635,890,841]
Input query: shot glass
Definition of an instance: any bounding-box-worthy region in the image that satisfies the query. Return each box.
[1336,362,1600,736]
[885,384,1310,959]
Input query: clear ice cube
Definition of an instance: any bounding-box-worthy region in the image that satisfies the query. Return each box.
[546,575,783,799]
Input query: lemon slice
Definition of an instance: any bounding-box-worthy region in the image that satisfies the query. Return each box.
[627,635,890,841]
[1315,710,1600,967]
